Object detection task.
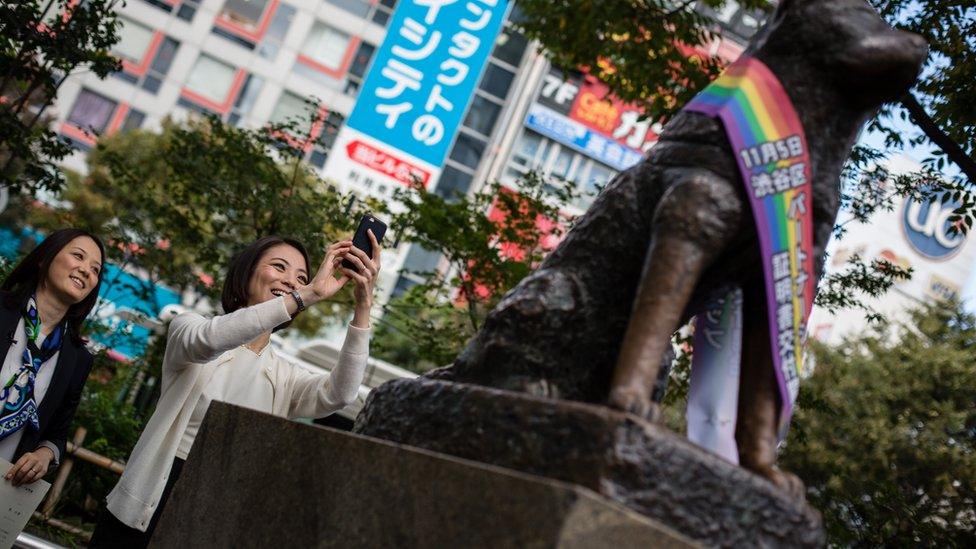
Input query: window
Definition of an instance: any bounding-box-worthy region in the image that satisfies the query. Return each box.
[113,18,154,63]
[391,275,418,299]
[141,37,179,93]
[492,27,528,69]
[228,74,263,126]
[344,41,376,95]
[120,109,146,133]
[506,130,543,177]
[550,147,574,180]
[307,111,344,167]
[326,0,370,18]
[371,0,397,26]
[270,91,310,126]
[270,92,344,168]
[139,0,201,20]
[257,3,295,59]
[478,63,515,100]
[67,90,117,133]
[184,55,236,104]
[434,165,474,201]
[295,23,357,87]
[62,91,144,150]
[180,55,260,123]
[220,0,269,31]
[585,163,614,196]
[114,23,179,95]
[302,23,352,72]
[463,95,502,137]
[449,132,486,170]
[326,0,397,28]
[504,129,617,212]
[401,245,442,275]
[214,0,291,52]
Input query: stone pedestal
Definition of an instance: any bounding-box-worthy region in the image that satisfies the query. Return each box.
[353,379,825,548]
[151,402,695,548]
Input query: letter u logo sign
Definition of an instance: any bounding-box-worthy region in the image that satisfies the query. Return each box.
[903,194,966,260]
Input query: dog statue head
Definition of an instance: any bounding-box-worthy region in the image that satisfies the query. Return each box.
[749,0,928,107]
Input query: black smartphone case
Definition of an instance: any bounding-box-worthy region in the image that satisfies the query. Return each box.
[342,214,387,270]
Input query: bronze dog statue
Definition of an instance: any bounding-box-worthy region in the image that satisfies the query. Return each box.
[440,0,927,497]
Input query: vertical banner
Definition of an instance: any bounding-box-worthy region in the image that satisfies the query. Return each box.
[326,0,508,195]
[687,289,743,464]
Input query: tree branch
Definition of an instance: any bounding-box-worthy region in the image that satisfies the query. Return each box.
[901,92,976,184]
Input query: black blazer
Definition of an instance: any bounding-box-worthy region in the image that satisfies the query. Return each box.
[0,292,93,466]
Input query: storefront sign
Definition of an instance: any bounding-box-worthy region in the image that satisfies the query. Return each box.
[536,69,662,153]
[345,139,431,186]
[525,103,643,171]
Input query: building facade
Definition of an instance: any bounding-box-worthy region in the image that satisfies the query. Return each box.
[807,156,976,344]
[53,0,533,307]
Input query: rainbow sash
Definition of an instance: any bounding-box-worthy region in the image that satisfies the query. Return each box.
[684,57,814,439]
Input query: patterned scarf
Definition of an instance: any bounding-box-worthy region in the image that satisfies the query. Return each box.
[0,295,65,441]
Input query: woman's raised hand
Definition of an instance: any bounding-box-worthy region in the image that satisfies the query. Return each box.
[303,240,353,304]
[340,230,381,328]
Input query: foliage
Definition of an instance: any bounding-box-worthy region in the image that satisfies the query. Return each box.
[871,0,976,180]
[781,302,976,546]
[372,284,475,372]
[373,172,580,371]
[512,0,768,120]
[0,254,15,281]
[814,253,913,323]
[0,0,121,195]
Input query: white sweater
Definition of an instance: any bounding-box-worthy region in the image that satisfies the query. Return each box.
[106,297,370,531]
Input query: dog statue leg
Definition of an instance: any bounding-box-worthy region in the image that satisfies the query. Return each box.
[609,169,742,420]
[736,291,805,501]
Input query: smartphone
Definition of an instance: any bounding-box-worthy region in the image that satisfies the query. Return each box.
[342,214,387,271]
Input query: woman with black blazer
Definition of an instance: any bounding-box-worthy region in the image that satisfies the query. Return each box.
[1,228,104,487]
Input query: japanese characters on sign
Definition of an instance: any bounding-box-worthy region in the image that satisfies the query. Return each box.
[535,68,662,153]
[524,104,642,171]
[346,0,509,168]
[345,139,431,186]
[684,57,814,438]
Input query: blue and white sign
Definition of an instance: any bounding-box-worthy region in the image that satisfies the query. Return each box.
[93,264,180,359]
[346,0,508,167]
[525,103,644,171]
[902,192,967,260]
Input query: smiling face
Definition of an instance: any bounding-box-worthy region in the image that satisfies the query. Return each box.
[40,236,103,305]
[245,243,310,307]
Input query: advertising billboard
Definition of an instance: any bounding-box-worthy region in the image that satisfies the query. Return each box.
[326,0,508,195]
[525,68,662,171]
[807,157,976,344]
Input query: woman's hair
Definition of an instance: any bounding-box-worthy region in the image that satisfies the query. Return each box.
[221,236,310,331]
[1,228,107,345]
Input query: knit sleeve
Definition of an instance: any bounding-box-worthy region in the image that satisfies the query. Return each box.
[286,323,370,419]
[165,297,292,370]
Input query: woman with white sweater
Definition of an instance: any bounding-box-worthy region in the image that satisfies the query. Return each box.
[89,233,381,547]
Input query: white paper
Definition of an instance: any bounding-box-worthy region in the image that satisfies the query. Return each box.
[0,458,51,549]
